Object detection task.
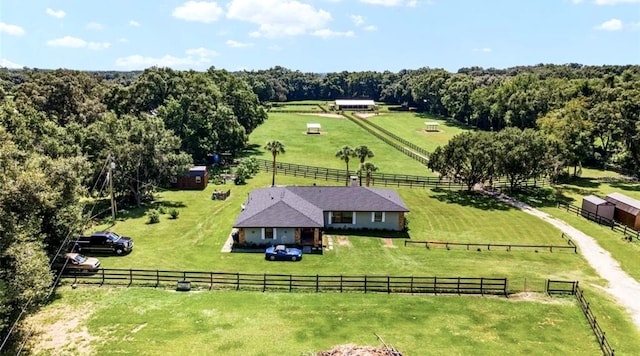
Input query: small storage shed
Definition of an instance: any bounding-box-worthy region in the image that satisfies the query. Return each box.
[174,166,208,190]
[581,195,615,222]
[604,192,640,230]
[306,123,321,134]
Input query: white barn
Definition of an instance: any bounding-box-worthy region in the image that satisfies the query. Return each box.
[581,195,615,222]
[334,99,376,111]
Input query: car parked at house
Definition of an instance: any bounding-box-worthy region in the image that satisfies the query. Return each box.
[69,231,134,255]
[53,253,101,273]
[265,245,303,261]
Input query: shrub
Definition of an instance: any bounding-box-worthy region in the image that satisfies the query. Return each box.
[148,209,160,224]
[158,205,166,214]
[169,208,180,219]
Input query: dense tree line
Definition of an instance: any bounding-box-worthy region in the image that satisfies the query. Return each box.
[0,66,267,346]
[234,64,639,173]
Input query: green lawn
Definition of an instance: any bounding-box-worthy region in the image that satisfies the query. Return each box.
[249,112,433,176]
[90,172,599,293]
[27,287,623,356]
[365,112,471,153]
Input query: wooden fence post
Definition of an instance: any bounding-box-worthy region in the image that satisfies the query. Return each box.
[480,277,484,296]
[316,274,319,293]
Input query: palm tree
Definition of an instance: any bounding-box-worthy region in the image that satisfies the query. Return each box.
[354,145,375,186]
[264,140,285,186]
[360,162,378,187]
[335,145,355,186]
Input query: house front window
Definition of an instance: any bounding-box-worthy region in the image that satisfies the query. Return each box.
[331,211,353,224]
[372,212,385,223]
[263,227,274,240]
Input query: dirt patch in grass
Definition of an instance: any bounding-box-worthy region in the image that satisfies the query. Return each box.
[25,303,97,354]
[509,292,574,305]
[337,236,352,247]
[316,344,403,355]
[355,113,379,119]
[382,238,397,248]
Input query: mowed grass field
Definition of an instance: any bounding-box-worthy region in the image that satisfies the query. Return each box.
[248,112,434,176]
[365,112,472,153]
[29,288,606,356]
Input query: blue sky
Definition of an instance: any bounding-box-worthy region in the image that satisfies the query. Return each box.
[0,0,639,72]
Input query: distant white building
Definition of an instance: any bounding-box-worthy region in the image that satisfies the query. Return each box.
[334,99,376,111]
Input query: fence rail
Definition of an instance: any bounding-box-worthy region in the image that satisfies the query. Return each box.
[59,269,508,296]
[344,113,429,166]
[255,159,545,191]
[557,202,640,241]
[404,239,577,253]
[353,114,431,157]
[545,280,615,356]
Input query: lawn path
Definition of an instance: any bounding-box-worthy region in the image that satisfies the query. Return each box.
[487,190,640,330]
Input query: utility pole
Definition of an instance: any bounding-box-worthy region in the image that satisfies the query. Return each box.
[109,155,117,222]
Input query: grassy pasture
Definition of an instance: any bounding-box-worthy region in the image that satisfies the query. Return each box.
[28,287,610,356]
[248,112,433,176]
[33,109,640,354]
[93,173,599,292]
[365,112,472,153]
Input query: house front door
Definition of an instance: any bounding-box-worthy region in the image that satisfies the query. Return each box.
[301,227,314,245]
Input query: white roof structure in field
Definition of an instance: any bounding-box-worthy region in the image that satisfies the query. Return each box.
[306,123,321,129]
[335,99,375,106]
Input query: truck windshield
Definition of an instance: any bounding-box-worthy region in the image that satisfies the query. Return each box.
[106,233,121,242]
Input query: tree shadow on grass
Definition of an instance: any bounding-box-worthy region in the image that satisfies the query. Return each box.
[430,189,512,211]
[93,200,187,223]
[237,143,264,159]
[609,182,640,193]
[506,187,573,208]
[561,176,600,189]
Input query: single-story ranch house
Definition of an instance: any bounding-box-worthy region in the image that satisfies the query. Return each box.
[233,186,409,248]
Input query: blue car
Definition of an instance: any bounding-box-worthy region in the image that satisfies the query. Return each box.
[265,245,303,261]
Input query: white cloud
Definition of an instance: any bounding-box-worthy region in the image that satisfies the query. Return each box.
[571,0,584,3]
[0,22,25,36]
[46,36,111,50]
[129,20,141,27]
[226,39,253,47]
[47,36,86,48]
[595,0,640,4]
[185,47,218,58]
[407,0,418,6]
[359,0,404,6]
[172,1,223,23]
[351,15,365,26]
[596,18,623,30]
[86,22,104,30]
[473,47,492,53]
[268,45,282,51]
[115,47,218,69]
[363,25,377,31]
[0,58,23,69]
[46,8,66,18]
[118,38,129,43]
[312,29,355,38]
[227,0,332,38]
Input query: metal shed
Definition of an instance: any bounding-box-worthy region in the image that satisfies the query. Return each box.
[581,195,615,223]
[604,192,640,230]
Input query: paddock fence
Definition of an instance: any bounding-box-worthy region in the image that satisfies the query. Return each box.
[255,159,546,191]
[404,238,577,253]
[59,269,508,296]
[546,280,615,356]
[557,202,640,241]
